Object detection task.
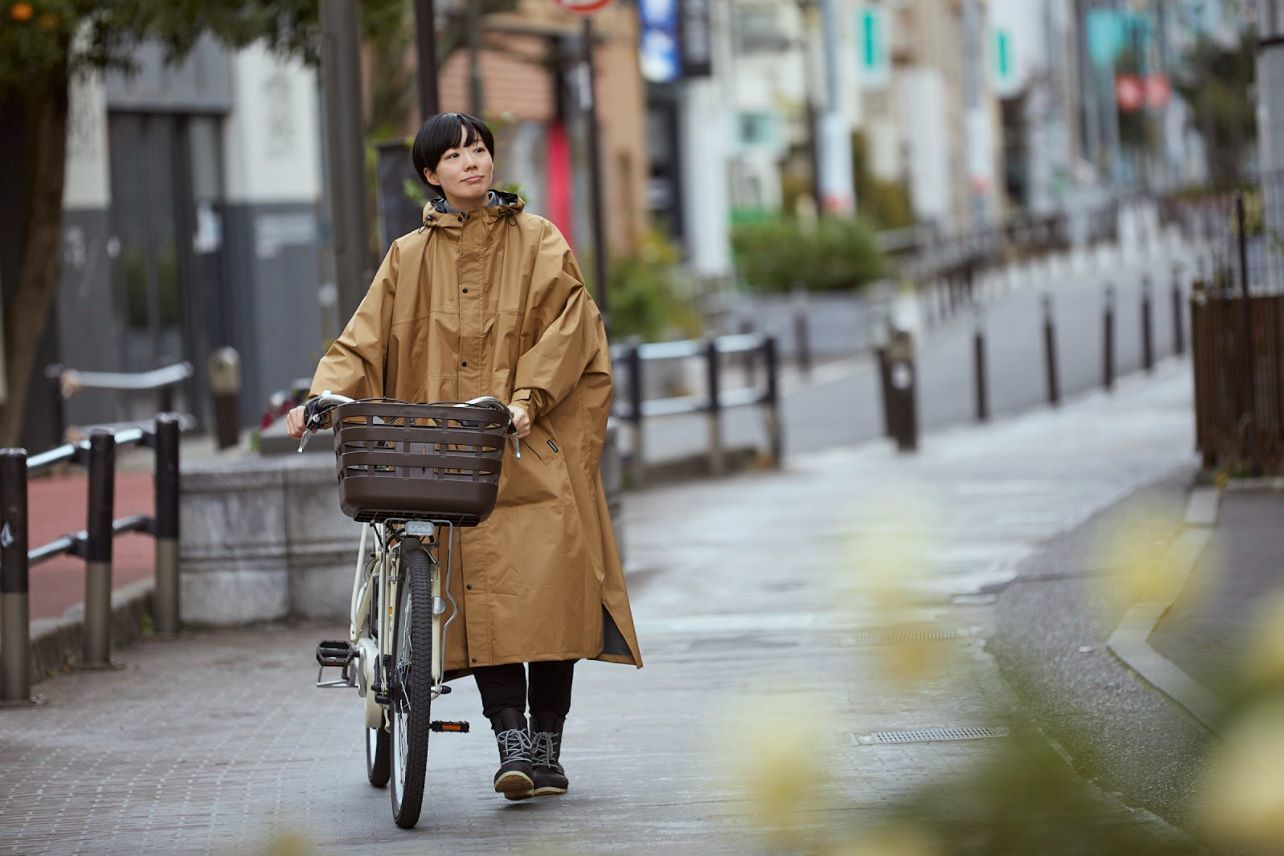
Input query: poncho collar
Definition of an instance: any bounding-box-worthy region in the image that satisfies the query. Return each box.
[421,189,524,233]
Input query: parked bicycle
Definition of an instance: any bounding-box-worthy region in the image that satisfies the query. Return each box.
[301,391,518,828]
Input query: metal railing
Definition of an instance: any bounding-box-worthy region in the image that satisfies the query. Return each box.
[1,414,183,703]
[47,362,194,446]
[613,333,781,484]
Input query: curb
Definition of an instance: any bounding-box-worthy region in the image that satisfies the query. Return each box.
[1106,486,1226,734]
[27,579,155,684]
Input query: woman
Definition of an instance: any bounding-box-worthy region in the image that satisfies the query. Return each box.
[286,112,642,802]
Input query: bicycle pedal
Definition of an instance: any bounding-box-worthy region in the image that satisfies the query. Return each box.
[315,639,355,668]
[430,721,470,733]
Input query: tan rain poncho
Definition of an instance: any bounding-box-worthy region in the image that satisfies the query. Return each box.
[309,193,641,675]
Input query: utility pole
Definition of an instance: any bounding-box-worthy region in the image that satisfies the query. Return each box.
[413,0,440,120]
[468,0,484,115]
[320,0,374,328]
[817,0,854,215]
[581,18,611,327]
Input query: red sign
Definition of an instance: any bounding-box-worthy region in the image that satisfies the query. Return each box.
[552,0,613,13]
[1115,75,1144,112]
[1145,74,1171,109]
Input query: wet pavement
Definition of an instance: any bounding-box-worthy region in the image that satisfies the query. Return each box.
[0,359,1199,854]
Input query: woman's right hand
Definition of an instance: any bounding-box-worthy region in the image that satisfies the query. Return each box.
[285,405,307,439]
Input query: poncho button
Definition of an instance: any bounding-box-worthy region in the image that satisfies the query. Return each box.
[461,361,468,368]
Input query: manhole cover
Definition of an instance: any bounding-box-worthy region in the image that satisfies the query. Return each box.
[841,627,975,646]
[855,725,1009,745]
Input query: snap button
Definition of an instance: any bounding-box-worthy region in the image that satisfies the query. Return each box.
[461,361,468,368]
[462,288,469,294]
[465,584,473,590]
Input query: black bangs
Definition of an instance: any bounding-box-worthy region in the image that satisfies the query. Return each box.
[410,112,495,192]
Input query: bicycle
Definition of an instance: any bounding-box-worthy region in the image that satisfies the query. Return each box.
[301,391,518,829]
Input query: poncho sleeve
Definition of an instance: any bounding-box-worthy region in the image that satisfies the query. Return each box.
[509,220,608,422]
[308,241,400,401]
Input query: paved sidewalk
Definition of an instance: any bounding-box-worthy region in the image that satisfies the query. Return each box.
[0,361,1198,854]
[1150,488,1284,699]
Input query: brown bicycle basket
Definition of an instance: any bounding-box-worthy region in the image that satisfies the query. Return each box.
[331,400,509,525]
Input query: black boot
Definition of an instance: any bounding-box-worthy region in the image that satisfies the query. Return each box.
[530,711,569,796]
[489,708,534,801]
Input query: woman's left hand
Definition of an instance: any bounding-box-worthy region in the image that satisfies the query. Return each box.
[507,404,531,439]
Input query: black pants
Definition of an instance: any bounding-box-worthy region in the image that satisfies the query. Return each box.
[472,660,576,720]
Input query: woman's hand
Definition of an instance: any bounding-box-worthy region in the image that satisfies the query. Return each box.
[285,405,307,440]
[507,404,531,439]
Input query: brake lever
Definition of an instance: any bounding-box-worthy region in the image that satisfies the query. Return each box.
[297,416,321,454]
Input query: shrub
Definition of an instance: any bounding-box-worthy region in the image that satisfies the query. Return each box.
[730,216,885,293]
[599,232,702,343]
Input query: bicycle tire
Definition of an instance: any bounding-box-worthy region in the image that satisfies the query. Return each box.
[365,572,391,788]
[389,545,433,828]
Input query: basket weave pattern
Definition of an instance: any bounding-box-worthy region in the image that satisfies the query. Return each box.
[331,402,508,525]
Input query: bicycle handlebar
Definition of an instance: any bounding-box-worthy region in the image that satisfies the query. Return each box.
[297,392,519,457]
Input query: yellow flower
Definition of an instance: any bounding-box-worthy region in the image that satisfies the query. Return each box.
[10,2,33,22]
[1095,502,1185,610]
[1240,589,1284,691]
[829,825,942,856]
[711,691,837,845]
[1199,700,1284,849]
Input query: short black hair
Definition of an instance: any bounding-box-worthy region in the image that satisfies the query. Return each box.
[411,112,495,195]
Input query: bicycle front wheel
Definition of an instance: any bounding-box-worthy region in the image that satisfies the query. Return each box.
[389,545,433,828]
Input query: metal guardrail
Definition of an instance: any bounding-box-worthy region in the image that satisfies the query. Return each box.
[1,414,183,703]
[46,362,194,448]
[612,333,781,484]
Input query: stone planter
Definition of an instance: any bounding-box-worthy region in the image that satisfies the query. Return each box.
[180,450,361,625]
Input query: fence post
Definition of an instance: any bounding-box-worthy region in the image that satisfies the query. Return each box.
[1042,294,1061,407]
[1,449,30,703]
[1141,274,1154,373]
[1236,192,1262,476]
[1102,284,1116,392]
[46,364,66,447]
[705,339,724,476]
[763,336,783,466]
[626,343,645,487]
[82,431,116,667]
[1171,263,1185,357]
[153,415,181,636]
[973,305,988,422]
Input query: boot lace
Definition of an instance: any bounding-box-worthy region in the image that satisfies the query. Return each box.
[532,731,562,770]
[497,728,532,762]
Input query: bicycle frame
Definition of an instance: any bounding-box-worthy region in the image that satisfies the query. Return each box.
[348,518,458,730]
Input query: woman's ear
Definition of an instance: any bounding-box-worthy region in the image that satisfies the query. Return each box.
[424,168,439,188]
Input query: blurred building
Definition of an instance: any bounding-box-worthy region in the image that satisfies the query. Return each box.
[53,36,325,438]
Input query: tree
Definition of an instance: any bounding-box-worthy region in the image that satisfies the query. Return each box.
[0,0,402,446]
[1173,29,1257,186]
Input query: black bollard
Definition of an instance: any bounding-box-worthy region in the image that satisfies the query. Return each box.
[1171,264,1185,356]
[626,342,645,486]
[1141,275,1154,373]
[792,286,812,379]
[46,364,66,448]
[886,330,918,453]
[1102,284,1116,392]
[209,347,242,450]
[973,306,989,422]
[705,339,724,475]
[763,336,783,466]
[1042,294,1061,407]
[1,449,30,702]
[81,431,116,666]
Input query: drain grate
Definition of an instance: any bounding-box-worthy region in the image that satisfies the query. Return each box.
[856,725,1009,745]
[842,627,975,646]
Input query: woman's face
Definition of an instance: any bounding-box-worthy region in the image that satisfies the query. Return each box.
[425,127,493,210]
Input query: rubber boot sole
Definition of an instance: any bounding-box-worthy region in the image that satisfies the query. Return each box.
[534,785,568,797]
[494,770,535,801]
